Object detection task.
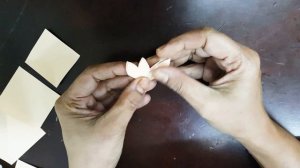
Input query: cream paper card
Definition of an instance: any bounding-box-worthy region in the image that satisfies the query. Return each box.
[0,67,59,128]
[25,29,80,87]
[15,160,36,168]
[0,115,45,165]
[126,57,171,79]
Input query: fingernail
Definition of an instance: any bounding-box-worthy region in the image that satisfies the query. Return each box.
[136,78,148,94]
[136,85,145,94]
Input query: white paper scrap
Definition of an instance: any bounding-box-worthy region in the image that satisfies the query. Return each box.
[0,116,45,165]
[126,57,170,79]
[25,29,80,87]
[15,160,36,168]
[0,67,60,127]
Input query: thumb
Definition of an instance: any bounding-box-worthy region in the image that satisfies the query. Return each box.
[152,67,213,111]
[100,78,152,129]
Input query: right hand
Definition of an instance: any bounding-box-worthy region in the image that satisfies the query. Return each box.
[152,28,271,140]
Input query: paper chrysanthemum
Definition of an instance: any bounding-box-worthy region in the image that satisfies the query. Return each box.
[126,57,171,79]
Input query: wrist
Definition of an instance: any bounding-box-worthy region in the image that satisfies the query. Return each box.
[65,137,123,168]
[236,116,277,150]
[235,110,300,167]
[230,107,273,141]
[68,150,118,168]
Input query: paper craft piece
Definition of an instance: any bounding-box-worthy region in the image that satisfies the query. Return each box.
[15,160,36,168]
[0,67,60,127]
[25,29,80,87]
[0,116,45,165]
[0,111,7,138]
[126,57,171,79]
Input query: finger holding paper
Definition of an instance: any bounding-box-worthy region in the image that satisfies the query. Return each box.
[153,27,265,137]
[55,62,156,168]
[153,28,300,168]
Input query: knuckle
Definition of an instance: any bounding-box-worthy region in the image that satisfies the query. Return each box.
[251,50,261,67]
[54,97,62,109]
[247,49,261,71]
[112,61,124,66]
[54,96,67,113]
[241,47,261,74]
[84,64,97,73]
[190,27,216,37]
[84,61,125,71]
[202,27,215,32]
[127,98,139,110]
[119,92,139,111]
[156,47,162,54]
[106,61,126,71]
[169,36,181,44]
[54,93,78,114]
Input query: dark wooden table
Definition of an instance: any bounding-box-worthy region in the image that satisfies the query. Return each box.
[1,0,299,167]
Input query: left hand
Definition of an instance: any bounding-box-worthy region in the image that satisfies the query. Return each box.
[55,62,156,168]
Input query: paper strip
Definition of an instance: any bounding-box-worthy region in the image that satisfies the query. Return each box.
[15,160,36,168]
[25,29,80,87]
[0,67,60,127]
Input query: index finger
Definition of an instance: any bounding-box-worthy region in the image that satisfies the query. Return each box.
[65,62,127,98]
[156,27,242,61]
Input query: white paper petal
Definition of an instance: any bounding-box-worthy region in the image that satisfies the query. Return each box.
[126,61,142,78]
[126,57,169,79]
[150,58,171,70]
[138,57,150,75]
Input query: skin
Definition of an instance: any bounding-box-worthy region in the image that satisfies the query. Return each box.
[55,28,300,168]
[152,28,300,168]
[55,62,157,168]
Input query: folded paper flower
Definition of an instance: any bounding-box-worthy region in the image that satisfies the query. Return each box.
[126,57,171,79]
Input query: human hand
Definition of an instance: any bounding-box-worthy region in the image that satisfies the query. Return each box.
[55,62,156,168]
[152,28,300,168]
[152,28,267,139]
